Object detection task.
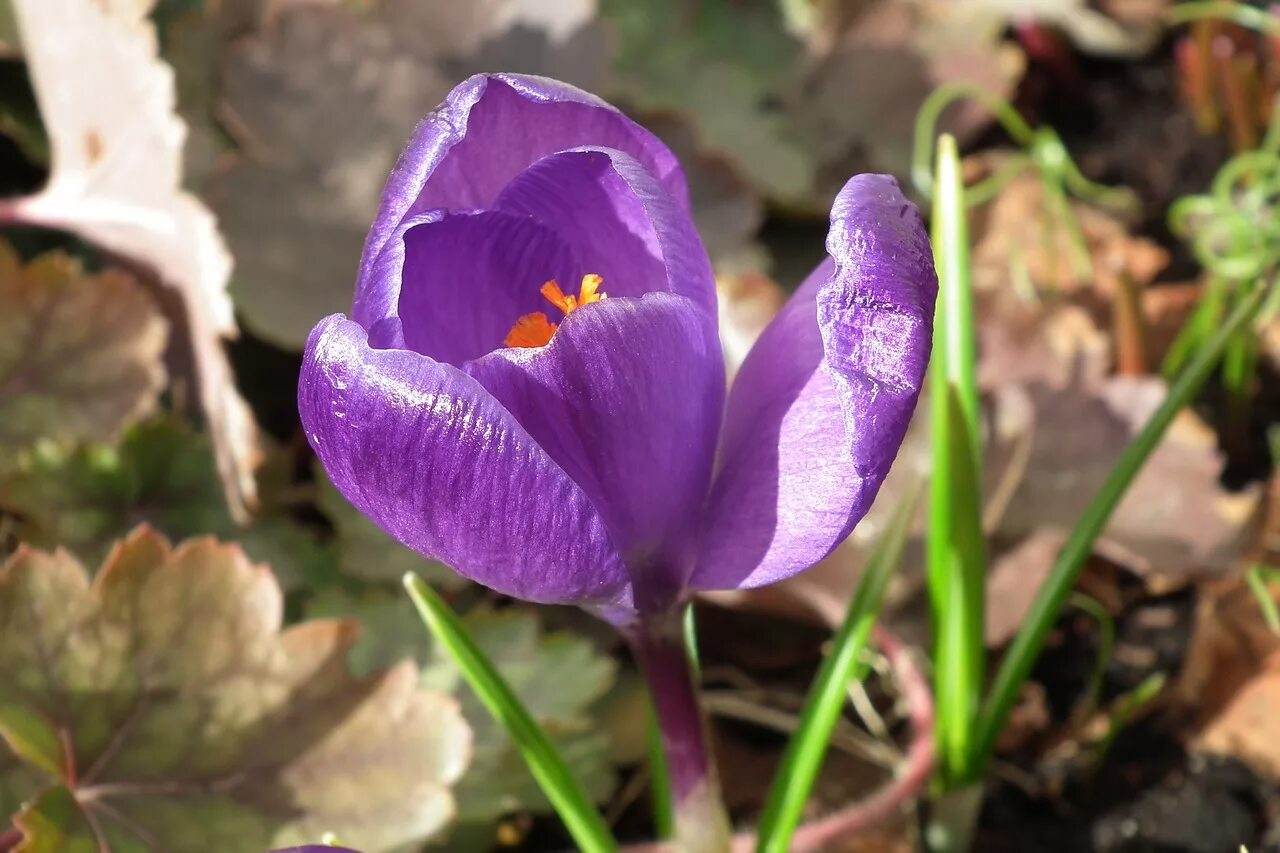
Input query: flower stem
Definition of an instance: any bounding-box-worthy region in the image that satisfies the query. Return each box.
[625,607,730,853]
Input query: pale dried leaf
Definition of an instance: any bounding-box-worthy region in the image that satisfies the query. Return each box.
[7,0,258,517]
[0,527,470,852]
[0,244,166,460]
[215,0,605,348]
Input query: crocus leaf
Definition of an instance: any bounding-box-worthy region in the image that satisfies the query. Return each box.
[405,576,616,853]
[0,418,334,590]
[308,585,619,848]
[0,245,166,464]
[927,133,987,787]
[421,609,618,826]
[5,0,259,518]
[0,527,471,852]
[315,464,463,589]
[756,483,920,853]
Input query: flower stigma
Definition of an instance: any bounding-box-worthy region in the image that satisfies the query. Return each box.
[504,273,608,348]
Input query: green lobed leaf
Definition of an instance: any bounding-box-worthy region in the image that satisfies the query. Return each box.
[307,586,623,848]
[0,418,333,589]
[599,0,812,200]
[0,527,471,852]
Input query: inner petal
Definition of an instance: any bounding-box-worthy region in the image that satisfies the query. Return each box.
[494,149,676,303]
[398,210,578,365]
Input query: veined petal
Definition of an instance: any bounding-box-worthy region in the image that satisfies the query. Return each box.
[692,175,936,591]
[465,294,724,611]
[396,210,578,364]
[494,148,717,315]
[356,74,687,316]
[299,314,631,608]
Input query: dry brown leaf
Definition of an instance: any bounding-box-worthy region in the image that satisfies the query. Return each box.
[1194,648,1280,778]
[789,1,1025,188]
[4,0,258,519]
[970,158,1167,300]
[214,0,609,348]
[1182,578,1280,778]
[0,526,471,851]
[0,244,167,458]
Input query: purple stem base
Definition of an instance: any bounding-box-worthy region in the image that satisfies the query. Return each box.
[624,608,730,851]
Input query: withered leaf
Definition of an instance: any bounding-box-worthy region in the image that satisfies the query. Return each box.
[785,0,1025,195]
[0,244,166,462]
[7,0,258,518]
[215,0,606,349]
[0,527,470,852]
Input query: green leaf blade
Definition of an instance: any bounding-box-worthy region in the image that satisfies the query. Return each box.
[755,484,920,853]
[926,133,987,787]
[403,574,617,853]
[974,280,1272,768]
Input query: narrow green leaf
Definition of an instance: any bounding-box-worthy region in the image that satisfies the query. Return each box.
[1165,1,1280,37]
[1245,565,1280,635]
[646,702,673,840]
[1065,593,1116,719]
[754,483,921,853]
[974,280,1271,767]
[403,575,617,853]
[927,133,987,787]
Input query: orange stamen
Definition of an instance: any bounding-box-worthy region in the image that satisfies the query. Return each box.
[505,274,608,348]
[504,312,558,349]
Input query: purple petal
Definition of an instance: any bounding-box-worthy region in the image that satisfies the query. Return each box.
[465,294,724,611]
[396,210,578,364]
[299,314,631,608]
[356,74,687,319]
[692,175,937,591]
[493,148,717,315]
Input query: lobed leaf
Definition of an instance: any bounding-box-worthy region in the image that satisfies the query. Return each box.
[0,245,166,464]
[0,527,471,852]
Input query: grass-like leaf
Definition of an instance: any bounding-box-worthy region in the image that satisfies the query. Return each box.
[974,279,1271,766]
[927,133,987,787]
[404,574,617,853]
[754,483,921,853]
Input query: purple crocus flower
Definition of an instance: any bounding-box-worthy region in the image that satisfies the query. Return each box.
[300,72,936,619]
[298,74,936,838]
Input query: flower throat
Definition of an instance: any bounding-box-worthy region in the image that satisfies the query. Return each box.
[504,274,607,348]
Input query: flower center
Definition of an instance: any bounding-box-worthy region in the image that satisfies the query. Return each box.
[504,274,608,348]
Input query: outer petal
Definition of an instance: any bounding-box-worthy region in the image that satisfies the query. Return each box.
[692,175,937,591]
[465,294,724,612]
[493,148,716,315]
[355,74,688,323]
[299,314,631,608]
